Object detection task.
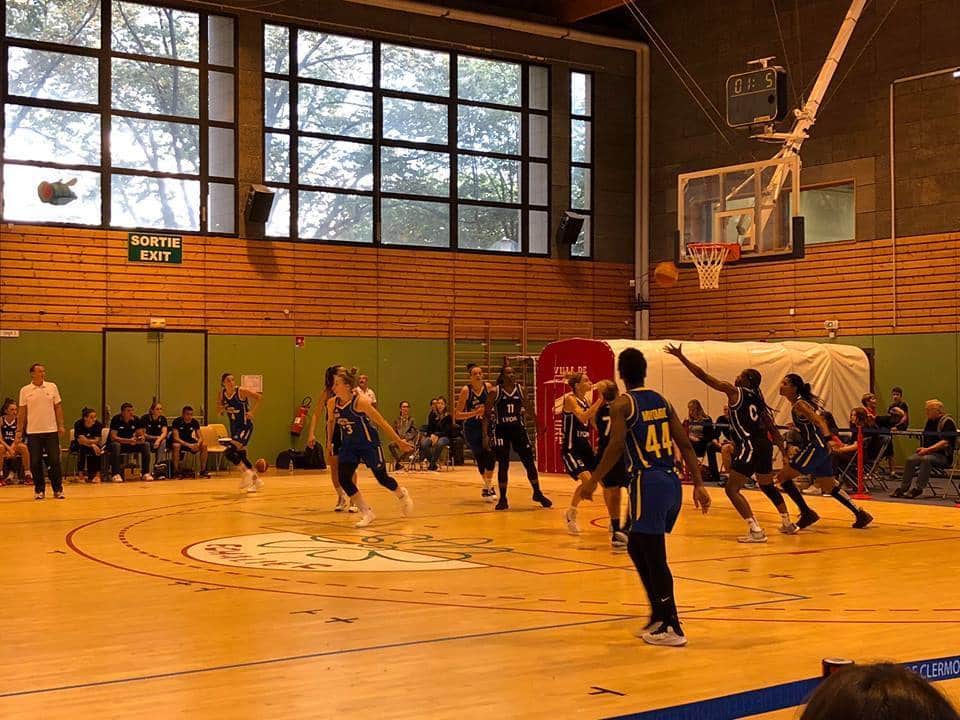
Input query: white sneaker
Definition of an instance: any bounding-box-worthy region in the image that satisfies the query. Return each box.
[397,487,414,516]
[564,508,580,535]
[334,495,349,512]
[802,485,822,495]
[355,508,376,528]
[641,623,688,647]
[633,620,661,637]
[5,472,15,483]
[111,474,123,483]
[347,504,359,513]
[611,531,629,549]
[142,473,154,482]
[248,473,263,493]
[779,520,800,535]
[238,469,254,492]
[737,528,768,543]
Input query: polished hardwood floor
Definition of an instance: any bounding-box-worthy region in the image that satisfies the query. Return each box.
[2,466,959,719]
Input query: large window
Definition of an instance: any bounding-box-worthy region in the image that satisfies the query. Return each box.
[263,25,550,254]
[570,71,593,257]
[1,0,236,232]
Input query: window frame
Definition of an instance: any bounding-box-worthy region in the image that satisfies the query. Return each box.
[261,21,552,256]
[0,0,239,235]
[569,69,594,259]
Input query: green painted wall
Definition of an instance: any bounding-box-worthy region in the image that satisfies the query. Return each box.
[0,331,103,428]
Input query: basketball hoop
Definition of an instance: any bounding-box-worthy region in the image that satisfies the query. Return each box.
[687,243,740,290]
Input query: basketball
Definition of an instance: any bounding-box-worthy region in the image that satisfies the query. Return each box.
[653,261,679,288]
[254,458,268,473]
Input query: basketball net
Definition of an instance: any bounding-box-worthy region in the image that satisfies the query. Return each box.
[688,243,739,290]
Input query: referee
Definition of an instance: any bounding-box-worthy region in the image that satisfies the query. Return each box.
[16,363,66,500]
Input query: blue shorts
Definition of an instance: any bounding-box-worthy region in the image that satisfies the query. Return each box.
[224,420,253,447]
[463,420,486,454]
[338,443,386,472]
[790,444,833,477]
[630,469,682,535]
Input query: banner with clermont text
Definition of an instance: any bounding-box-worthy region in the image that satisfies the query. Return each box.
[128,233,183,264]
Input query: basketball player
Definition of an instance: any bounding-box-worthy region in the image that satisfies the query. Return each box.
[664,344,798,542]
[306,365,357,513]
[778,374,874,529]
[218,372,263,492]
[595,380,630,549]
[593,348,711,647]
[0,398,31,485]
[331,367,414,528]
[561,372,604,535]
[455,364,497,501]
[481,365,552,511]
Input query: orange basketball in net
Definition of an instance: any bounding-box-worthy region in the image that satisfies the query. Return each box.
[255,458,268,473]
[653,261,679,288]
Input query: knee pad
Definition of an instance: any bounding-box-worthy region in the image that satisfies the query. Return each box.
[224,446,241,465]
[339,474,359,496]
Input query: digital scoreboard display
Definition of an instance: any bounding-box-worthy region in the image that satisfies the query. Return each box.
[726,67,788,128]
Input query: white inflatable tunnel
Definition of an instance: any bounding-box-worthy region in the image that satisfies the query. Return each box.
[535,338,870,474]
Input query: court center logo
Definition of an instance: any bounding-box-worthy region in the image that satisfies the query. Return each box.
[185,531,508,572]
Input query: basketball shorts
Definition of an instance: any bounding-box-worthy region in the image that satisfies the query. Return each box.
[227,420,253,447]
[790,443,834,477]
[730,436,773,477]
[463,419,487,454]
[332,425,342,456]
[630,468,682,535]
[598,450,629,488]
[563,442,596,479]
[337,443,386,472]
[495,423,529,453]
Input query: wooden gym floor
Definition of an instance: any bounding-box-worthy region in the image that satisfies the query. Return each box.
[2,467,959,719]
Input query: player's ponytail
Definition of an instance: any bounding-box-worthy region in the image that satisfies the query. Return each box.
[335,366,360,389]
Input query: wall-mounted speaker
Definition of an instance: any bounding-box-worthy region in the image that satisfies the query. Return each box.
[556,211,586,246]
[244,184,275,223]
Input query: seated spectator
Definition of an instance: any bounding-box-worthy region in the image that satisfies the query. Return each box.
[421,396,453,471]
[714,405,734,481]
[800,662,959,720]
[389,401,419,470]
[109,403,151,483]
[887,386,909,472]
[892,399,956,498]
[0,398,31,485]
[140,402,169,475]
[73,407,106,484]
[683,400,720,484]
[426,397,439,427]
[171,406,209,478]
[861,392,879,417]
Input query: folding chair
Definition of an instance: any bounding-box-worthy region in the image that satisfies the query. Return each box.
[199,424,228,472]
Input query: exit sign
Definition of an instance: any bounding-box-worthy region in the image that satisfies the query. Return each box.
[128,233,183,264]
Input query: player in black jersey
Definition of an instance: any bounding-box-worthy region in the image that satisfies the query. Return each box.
[665,344,798,542]
[778,374,873,529]
[307,365,358,513]
[561,372,604,535]
[593,349,710,647]
[455,364,497,502]
[0,398,31,485]
[218,372,263,492]
[595,380,630,549]
[481,365,552,511]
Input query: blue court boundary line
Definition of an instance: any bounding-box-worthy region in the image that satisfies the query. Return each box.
[604,653,960,720]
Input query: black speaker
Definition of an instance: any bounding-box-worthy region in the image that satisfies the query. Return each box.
[791,216,805,259]
[244,184,275,223]
[556,211,586,246]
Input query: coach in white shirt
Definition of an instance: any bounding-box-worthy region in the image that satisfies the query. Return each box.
[357,374,378,409]
[16,363,66,500]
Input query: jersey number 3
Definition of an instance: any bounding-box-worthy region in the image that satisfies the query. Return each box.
[645,421,672,457]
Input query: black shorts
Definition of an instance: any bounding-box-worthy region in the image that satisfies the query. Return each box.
[495,423,530,453]
[332,425,342,456]
[598,452,629,488]
[563,442,596,479]
[730,436,773,477]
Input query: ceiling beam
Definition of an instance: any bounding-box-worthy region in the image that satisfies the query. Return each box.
[557,0,626,23]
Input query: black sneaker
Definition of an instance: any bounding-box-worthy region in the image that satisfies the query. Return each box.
[890,487,906,498]
[532,490,553,508]
[852,509,873,529]
[906,488,923,499]
[495,496,509,511]
[428,464,438,472]
[199,471,212,479]
[797,509,820,529]
[394,462,402,472]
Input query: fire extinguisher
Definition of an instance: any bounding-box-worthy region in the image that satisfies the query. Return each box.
[290,396,312,435]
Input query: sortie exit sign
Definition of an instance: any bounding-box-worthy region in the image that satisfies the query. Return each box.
[128,233,183,264]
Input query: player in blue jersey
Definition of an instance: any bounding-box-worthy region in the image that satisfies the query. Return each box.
[561,372,604,534]
[455,364,497,502]
[332,367,415,528]
[778,374,873,529]
[306,365,358,513]
[594,380,630,549]
[481,364,552,511]
[665,344,798,542]
[218,372,263,492]
[593,348,710,647]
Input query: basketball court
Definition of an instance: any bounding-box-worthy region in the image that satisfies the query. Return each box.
[2,469,960,718]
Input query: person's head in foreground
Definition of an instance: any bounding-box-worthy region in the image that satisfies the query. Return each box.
[800,663,959,720]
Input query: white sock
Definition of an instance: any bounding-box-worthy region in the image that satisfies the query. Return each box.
[748,517,761,532]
